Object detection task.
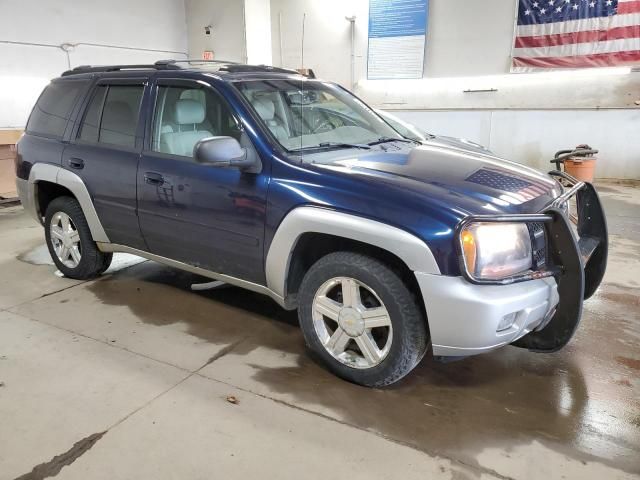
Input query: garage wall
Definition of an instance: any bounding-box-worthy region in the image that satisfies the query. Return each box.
[393,109,640,179]
[270,0,369,87]
[0,0,188,129]
[269,0,640,179]
[185,0,246,63]
[270,0,517,83]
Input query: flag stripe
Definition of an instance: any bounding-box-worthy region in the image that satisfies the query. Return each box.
[515,24,640,47]
[516,12,640,36]
[514,36,640,57]
[513,49,640,67]
[618,0,640,14]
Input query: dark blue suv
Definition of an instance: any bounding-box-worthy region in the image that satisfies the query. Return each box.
[15,60,608,386]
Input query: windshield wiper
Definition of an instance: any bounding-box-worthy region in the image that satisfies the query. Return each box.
[368,137,417,146]
[293,142,371,152]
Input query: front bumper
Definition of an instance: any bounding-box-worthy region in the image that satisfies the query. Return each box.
[417,273,559,356]
[421,172,607,357]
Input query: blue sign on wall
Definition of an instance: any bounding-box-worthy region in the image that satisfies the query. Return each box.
[367,0,429,79]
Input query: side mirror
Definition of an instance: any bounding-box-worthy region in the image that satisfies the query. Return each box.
[193,136,255,169]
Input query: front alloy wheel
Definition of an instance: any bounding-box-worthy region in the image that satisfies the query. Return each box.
[312,277,393,369]
[298,251,429,387]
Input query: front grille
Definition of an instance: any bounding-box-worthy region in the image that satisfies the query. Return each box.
[527,222,547,269]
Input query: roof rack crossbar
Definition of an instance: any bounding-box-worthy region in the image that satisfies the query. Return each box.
[155,58,241,66]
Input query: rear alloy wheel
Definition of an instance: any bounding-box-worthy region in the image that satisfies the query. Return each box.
[49,211,82,269]
[44,196,112,279]
[298,251,428,387]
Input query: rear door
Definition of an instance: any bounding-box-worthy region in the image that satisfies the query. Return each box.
[63,78,148,249]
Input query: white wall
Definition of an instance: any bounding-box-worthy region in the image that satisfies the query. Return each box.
[0,0,188,129]
[424,0,516,77]
[245,0,273,65]
[270,0,368,87]
[269,0,517,83]
[392,109,640,179]
[185,0,246,63]
[268,0,640,179]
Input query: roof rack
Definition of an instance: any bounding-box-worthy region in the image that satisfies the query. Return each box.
[156,59,299,75]
[61,63,180,76]
[61,59,302,77]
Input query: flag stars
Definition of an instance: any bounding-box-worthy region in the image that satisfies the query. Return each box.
[524,8,531,15]
[589,0,595,6]
[572,3,579,9]
[606,0,613,4]
[540,7,547,13]
[533,1,539,7]
[556,6,562,11]
[548,0,555,5]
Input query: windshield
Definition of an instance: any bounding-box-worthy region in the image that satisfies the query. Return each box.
[375,110,432,143]
[234,79,404,152]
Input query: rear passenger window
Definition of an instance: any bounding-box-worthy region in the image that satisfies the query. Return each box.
[78,84,144,148]
[27,80,86,138]
[78,86,107,143]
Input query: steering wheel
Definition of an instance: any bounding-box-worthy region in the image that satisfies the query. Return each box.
[310,118,336,134]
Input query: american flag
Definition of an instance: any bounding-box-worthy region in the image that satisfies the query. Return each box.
[512,0,640,70]
[465,168,551,204]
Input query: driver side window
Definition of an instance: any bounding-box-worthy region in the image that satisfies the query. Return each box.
[152,84,241,158]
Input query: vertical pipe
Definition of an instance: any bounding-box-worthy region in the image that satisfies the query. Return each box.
[345,16,356,90]
[242,0,249,63]
[278,11,284,67]
[301,13,306,70]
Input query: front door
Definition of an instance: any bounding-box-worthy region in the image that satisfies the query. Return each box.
[63,78,147,249]
[137,78,268,284]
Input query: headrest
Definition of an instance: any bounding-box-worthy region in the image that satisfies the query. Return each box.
[252,97,275,121]
[175,99,205,125]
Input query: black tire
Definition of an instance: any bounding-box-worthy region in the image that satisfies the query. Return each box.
[298,251,428,387]
[44,196,113,279]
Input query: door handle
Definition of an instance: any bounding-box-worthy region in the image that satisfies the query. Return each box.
[68,157,84,170]
[144,172,164,185]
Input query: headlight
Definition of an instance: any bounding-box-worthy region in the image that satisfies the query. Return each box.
[460,222,532,280]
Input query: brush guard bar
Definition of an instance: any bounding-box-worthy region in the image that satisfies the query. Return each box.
[454,170,608,352]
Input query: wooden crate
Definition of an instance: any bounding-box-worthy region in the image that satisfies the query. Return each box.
[0,130,22,199]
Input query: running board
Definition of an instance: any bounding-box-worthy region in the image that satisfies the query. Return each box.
[95,242,290,309]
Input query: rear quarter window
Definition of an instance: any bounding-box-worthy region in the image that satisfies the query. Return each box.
[26,80,87,139]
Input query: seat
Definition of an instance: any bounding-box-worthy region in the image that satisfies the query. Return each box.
[252,97,289,142]
[160,99,213,157]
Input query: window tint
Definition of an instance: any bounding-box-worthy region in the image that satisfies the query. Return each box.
[78,86,107,143]
[151,84,240,157]
[77,84,143,148]
[27,80,86,138]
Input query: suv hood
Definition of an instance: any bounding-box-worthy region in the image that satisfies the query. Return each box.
[311,142,561,216]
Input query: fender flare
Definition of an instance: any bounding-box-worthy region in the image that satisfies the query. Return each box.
[265,206,441,298]
[27,163,110,243]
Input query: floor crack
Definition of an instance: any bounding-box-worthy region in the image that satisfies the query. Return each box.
[13,431,106,480]
[201,337,247,369]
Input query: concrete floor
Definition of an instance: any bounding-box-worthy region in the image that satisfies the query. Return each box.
[0,181,639,480]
